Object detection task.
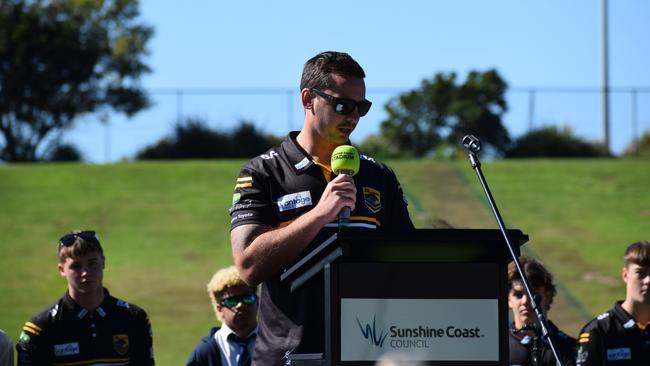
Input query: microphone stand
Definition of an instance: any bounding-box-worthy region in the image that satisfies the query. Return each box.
[461,135,564,366]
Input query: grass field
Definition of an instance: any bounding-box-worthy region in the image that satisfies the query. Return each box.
[0,158,648,364]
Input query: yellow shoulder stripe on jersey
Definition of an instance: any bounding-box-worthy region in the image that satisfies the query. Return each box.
[235,182,253,189]
[351,216,381,226]
[237,177,253,182]
[53,357,130,366]
[25,322,42,331]
[23,322,41,335]
[578,334,590,343]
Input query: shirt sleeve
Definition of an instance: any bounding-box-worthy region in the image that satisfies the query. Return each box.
[16,319,48,365]
[576,322,602,366]
[230,164,276,229]
[384,167,415,231]
[130,309,155,365]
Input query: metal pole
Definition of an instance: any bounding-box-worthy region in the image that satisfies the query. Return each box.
[632,89,638,156]
[287,89,294,132]
[528,88,536,131]
[176,89,184,122]
[602,0,610,153]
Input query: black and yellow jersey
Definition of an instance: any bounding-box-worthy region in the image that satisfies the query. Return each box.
[16,289,154,366]
[230,131,413,233]
[576,301,650,366]
[229,131,414,365]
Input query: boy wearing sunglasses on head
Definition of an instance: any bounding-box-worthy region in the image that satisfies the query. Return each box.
[230,51,414,365]
[186,266,258,366]
[16,230,154,365]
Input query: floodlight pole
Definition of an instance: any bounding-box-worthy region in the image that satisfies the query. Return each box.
[461,135,565,366]
[602,0,610,154]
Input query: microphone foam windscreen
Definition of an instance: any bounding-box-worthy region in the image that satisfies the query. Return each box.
[331,145,360,175]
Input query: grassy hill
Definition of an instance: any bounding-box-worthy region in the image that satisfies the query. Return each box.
[1,158,648,364]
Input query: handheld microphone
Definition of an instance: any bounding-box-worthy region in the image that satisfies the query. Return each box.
[331,145,360,229]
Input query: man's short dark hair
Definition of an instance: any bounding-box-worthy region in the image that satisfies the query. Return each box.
[508,256,557,307]
[300,51,366,91]
[624,240,650,267]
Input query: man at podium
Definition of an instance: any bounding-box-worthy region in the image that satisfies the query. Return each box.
[229,51,414,365]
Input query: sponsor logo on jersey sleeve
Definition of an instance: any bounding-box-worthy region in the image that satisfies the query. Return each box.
[232,193,241,204]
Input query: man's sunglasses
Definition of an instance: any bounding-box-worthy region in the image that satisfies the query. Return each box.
[311,88,372,117]
[220,292,257,308]
[58,230,99,251]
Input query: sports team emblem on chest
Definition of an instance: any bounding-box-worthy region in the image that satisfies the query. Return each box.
[363,187,381,213]
[113,334,129,355]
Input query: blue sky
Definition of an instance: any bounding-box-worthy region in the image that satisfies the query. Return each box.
[65,0,650,162]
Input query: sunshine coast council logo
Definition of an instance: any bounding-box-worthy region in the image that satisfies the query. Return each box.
[357,314,388,348]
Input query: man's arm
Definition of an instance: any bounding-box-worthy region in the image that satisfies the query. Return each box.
[231,174,356,286]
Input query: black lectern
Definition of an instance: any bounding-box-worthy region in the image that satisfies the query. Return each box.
[280,228,528,366]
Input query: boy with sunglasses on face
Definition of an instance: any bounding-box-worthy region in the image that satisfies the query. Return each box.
[15,230,154,365]
[186,266,258,366]
[230,51,414,365]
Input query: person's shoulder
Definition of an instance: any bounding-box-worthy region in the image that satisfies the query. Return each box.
[109,294,150,319]
[581,308,615,334]
[359,153,394,173]
[188,328,221,362]
[26,297,64,328]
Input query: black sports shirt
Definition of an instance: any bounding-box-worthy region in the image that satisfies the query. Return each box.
[230,132,414,365]
[508,321,577,366]
[576,301,650,366]
[16,289,154,365]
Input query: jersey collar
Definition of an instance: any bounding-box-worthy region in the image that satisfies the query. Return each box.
[281,132,315,175]
[63,288,111,319]
[613,301,638,330]
[281,131,352,175]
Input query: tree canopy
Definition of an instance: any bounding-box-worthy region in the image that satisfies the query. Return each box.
[377,69,510,157]
[136,118,282,160]
[0,0,153,161]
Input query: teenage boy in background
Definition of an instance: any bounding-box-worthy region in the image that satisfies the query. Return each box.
[16,230,154,365]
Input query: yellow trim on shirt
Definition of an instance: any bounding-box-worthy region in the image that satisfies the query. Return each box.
[235,182,253,189]
[312,160,333,183]
[53,357,130,366]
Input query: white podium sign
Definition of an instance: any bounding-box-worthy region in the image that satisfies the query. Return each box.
[340,298,499,362]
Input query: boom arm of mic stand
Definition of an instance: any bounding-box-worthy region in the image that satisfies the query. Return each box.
[465,150,565,366]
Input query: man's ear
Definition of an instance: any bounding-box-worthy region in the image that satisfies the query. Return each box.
[622,266,628,283]
[58,262,65,277]
[300,88,313,109]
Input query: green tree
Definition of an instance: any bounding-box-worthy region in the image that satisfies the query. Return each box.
[0,0,153,162]
[505,126,608,158]
[136,118,280,160]
[623,131,650,157]
[380,69,510,157]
